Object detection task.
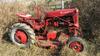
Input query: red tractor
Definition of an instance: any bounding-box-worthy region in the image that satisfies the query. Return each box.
[8,1,87,53]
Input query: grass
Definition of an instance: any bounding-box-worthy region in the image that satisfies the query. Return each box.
[0,43,50,56]
[0,1,100,56]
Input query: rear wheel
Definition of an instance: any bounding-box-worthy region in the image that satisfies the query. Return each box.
[8,23,36,47]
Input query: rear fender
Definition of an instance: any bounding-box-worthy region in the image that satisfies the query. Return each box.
[16,13,36,29]
[16,13,32,21]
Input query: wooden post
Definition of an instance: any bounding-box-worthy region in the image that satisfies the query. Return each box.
[61,0,64,9]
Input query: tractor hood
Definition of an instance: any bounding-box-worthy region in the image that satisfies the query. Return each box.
[46,9,76,17]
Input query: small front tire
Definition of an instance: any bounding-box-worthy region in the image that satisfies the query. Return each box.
[67,37,88,53]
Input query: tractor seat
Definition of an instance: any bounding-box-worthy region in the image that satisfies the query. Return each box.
[16,13,32,18]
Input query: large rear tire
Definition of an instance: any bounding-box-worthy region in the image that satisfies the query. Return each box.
[8,23,36,47]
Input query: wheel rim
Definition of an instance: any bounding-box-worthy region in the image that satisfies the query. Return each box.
[69,41,83,52]
[15,30,28,44]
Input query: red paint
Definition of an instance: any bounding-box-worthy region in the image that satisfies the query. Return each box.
[47,9,76,17]
[69,41,83,52]
[73,9,79,28]
[15,30,27,44]
[16,13,32,19]
[47,31,57,40]
[54,22,59,27]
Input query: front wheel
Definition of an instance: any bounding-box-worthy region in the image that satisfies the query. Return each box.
[67,37,88,53]
[8,23,36,47]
